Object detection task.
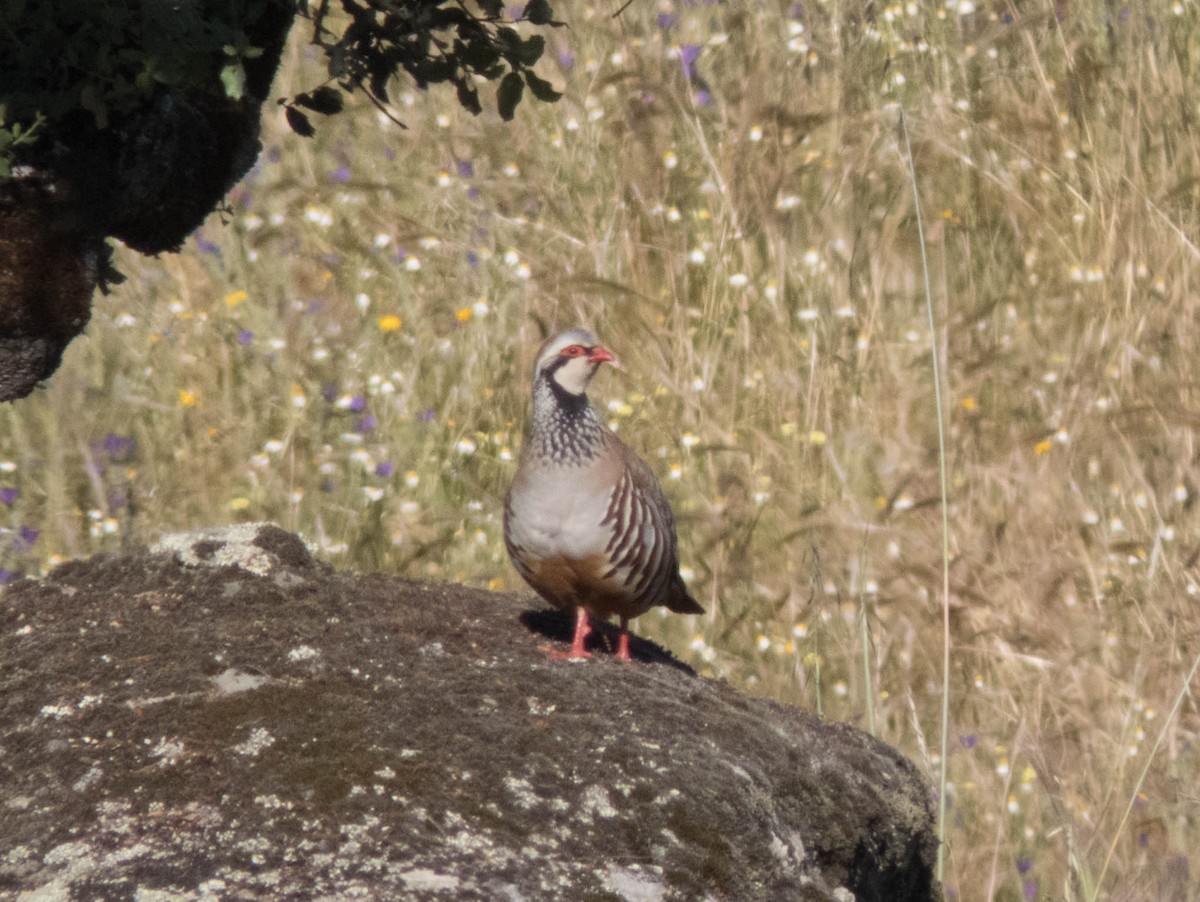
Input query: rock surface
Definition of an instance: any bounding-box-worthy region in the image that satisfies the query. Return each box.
[0,174,101,403]
[0,524,940,900]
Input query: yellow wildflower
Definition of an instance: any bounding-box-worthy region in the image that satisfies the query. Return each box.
[378,314,402,333]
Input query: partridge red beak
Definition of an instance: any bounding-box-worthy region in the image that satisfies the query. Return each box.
[588,346,615,364]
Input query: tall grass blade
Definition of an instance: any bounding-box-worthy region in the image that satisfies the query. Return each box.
[897,105,952,883]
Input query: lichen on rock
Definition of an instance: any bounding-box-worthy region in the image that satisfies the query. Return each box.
[0,524,941,900]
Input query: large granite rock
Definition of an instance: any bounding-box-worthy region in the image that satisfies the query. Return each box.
[0,524,940,900]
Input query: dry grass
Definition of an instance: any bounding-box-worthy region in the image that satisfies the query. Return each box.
[4,2,1200,897]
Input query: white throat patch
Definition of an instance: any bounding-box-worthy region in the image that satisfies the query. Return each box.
[551,356,600,396]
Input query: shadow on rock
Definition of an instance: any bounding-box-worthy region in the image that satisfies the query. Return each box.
[519,607,698,673]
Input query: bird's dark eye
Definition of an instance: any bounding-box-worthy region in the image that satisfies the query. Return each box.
[561,345,586,358]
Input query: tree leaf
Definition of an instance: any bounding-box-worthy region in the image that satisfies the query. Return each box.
[285,106,316,137]
[295,86,344,115]
[496,26,521,56]
[524,70,561,103]
[497,70,524,121]
[523,0,554,26]
[457,36,500,71]
[456,79,482,115]
[516,34,545,67]
[220,62,246,100]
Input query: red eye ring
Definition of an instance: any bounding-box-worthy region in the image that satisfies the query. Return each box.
[561,345,586,357]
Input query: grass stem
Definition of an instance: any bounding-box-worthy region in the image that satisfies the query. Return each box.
[898,105,953,884]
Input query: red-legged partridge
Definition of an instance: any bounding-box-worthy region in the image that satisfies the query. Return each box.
[504,327,704,661]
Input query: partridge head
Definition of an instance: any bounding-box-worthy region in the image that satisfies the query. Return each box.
[504,328,704,661]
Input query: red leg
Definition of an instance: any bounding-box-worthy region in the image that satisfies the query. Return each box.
[569,607,593,658]
[542,607,593,660]
[615,616,633,663]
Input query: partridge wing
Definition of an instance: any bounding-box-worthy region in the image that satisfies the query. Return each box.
[600,448,691,610]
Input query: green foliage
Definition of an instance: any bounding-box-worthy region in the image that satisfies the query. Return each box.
[0,113,43,177]
[285,0,563,134]
[0,1,565,171]
[0,0,273,138]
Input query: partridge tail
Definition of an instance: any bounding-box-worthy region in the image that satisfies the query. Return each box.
[666,574,705,615]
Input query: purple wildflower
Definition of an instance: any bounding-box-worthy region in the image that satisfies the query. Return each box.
[959,735,977,749]
[456,159,474,178]
[418,408,436,423]
[348,396,367,413]
[356,414,378,434]
[103,433,137,461]
[0,567,21,585]
[0,487,18,507]
[331,165,352,183]
[657,12,677,29]
[680,44,702,81]
[1023,880,1037,901]
[1016,857,1033,874]
[195,237,221,256]
[558,50,575,70]
[15,526,39,551]
[375,461,395,478]
[237,329,254,346]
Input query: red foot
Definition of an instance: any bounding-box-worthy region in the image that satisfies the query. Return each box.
[539,610,637,663]
[615,618,633,663]
[540,644,592,661]
[542,608,593,660]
